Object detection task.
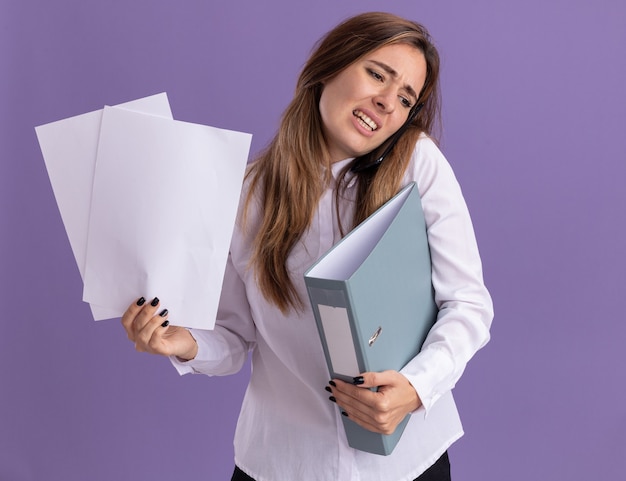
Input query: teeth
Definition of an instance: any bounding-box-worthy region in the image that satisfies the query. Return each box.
[353,110,378,131]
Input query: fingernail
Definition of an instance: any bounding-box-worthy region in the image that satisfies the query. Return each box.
[159,309,168,317]
[150,297,159,307]
[325,386,332,393]
[341,411,349,417]
[329,380,337,387]
[329,396,336,403]
[136,297,146,306]
[161,320,170,328]
[353,376,364,385]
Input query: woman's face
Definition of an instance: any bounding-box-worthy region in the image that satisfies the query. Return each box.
[319,43,427,163]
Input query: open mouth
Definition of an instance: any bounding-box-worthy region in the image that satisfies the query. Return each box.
[353,110,378,131]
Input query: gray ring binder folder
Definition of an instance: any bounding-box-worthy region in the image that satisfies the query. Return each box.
[305,182,437,455]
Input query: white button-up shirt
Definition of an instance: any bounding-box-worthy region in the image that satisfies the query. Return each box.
[172,136,493,481]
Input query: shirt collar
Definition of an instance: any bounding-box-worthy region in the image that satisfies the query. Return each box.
[329,157,357,188]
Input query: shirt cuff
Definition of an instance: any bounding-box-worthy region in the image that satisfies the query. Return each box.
[400,346,455,413]
[167,328,250,377]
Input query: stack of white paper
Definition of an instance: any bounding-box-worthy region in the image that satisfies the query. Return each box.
[35,93,252,330]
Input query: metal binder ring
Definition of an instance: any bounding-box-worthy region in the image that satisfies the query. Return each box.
[368,326,382,347]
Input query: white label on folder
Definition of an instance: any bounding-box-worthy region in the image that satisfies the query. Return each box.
[318,305,359,377]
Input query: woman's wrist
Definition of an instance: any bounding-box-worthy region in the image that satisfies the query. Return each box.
[176,331,198,362]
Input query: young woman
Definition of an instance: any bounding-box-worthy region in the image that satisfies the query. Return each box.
[122,12,493,481]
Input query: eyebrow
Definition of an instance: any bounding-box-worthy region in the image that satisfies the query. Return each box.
[368,60,419,102]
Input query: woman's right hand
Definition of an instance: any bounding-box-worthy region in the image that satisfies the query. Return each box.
[121,297,198,361]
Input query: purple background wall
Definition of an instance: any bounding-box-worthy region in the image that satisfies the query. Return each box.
[1,1,624,479]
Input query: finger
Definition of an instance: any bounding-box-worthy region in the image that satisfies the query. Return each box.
[331,378,378,405]
[342,409,386,434]
[352,371,396,389]
[331,371,406,406]
[121,296,149,341]
[329,380,380,417]
[331,393,402,436]
[329,376,404,430]
[135,307,170,353]
[131,297,162,337]
[328,388,389,434]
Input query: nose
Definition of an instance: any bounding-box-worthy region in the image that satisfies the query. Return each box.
[373,88,396,113]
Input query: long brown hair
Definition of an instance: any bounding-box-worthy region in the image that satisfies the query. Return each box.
[244,12,441,312]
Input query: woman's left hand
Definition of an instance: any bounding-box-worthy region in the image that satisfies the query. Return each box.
[328,371,421,435]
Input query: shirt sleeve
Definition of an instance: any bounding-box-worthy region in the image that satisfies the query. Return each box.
[399,137,494,412]
[170,251,257,376]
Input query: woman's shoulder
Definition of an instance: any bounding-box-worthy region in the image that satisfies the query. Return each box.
[403,134,452,183]
[412,133,445,160]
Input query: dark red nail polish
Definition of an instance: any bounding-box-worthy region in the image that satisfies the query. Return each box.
[329,396,336,403]
[136,297,145,306]
[159,309,168,317]
[329,380,337,387]
[325,386,332,393]
[150,297,159,307]
[161,320,170,328]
